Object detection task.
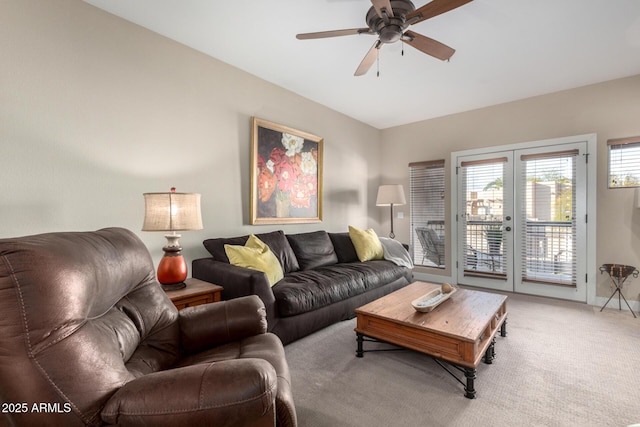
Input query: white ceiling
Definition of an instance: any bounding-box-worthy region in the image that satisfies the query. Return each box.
[84,0,640,129]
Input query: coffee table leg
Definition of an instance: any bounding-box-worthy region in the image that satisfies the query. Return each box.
[356,333,364,358]
[464,368,477,399]
[500,318,508,337]
[483,338,496,364]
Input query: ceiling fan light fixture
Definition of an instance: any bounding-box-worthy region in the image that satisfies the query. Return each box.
[379,25,404,43]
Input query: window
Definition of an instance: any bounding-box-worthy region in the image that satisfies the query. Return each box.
[409,160,445,268]
[608,136,640,188]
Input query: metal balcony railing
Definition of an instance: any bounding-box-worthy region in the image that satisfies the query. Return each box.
[522,220,574,284]
[412,219,574,282]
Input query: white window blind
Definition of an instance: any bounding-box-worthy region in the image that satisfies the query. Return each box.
[460,158,508,277]
[608,136,640,188]
[409,160,445,268]
[520,150,577,286]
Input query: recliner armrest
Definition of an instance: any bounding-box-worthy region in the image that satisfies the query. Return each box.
[179,295,268,354]
[102,359,277,426]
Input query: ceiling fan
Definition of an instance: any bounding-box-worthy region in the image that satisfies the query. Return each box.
[296,0,473,76]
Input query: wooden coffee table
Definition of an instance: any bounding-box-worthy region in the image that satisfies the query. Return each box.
[355,281,507,398]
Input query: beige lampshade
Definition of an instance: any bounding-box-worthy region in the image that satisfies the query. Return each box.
[142,192,203,231]
[376,184,406,206]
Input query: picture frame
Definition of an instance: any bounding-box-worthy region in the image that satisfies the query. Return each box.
[250,117,323,224]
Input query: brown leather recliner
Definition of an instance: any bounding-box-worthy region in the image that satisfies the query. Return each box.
[0,228,297,427]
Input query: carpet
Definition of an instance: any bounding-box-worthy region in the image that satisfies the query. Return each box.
[285,291,640,427]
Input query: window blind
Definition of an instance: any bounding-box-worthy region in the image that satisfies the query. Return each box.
[519,150,577,286]
[459,159,507,277]
[409,160,445,268]
[608,136,640,188]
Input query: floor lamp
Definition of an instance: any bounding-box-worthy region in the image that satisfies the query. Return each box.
[376,184,406,239]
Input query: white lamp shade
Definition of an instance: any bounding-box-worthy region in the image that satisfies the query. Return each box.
[142,192,203,231]
[376,184,406,206]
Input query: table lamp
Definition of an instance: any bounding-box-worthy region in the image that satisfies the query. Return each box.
[376,184,406,239]
[142,188,203,291]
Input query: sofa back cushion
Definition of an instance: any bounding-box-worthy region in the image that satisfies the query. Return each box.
[204,230,299,273]
[286,231,338,270]
[328,232,359,263]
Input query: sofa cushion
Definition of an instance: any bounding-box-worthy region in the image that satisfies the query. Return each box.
[204,230,299,273]
[348,225,384,262]
[225,235,284,286]
[273,260,410,317]
[328,232,359,263]
[286,231,338,270]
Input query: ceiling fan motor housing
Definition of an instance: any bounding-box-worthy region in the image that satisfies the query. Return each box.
[366,0,416,44]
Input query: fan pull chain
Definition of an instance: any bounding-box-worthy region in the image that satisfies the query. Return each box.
[401,40,404,56]
[376,48,380,77]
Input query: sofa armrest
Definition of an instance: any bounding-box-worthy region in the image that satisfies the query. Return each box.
[102,359,277,426]
[192,258,278,327]
[179,295,267,354]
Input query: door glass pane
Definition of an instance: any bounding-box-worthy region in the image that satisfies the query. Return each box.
[520,152,577,285]
[461,159,507,277]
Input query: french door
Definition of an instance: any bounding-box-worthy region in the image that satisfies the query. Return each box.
[456,152,514,293]
[456,142,588,302]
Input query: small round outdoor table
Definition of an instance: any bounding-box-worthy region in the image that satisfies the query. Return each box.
[599,263,638,318]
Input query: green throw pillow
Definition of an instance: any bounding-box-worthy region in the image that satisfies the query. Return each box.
[348,225,384,262]
[225,234,284,286]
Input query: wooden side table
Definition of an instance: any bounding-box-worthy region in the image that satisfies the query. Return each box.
[166,278,223,310]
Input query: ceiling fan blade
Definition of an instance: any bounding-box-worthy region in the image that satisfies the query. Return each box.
[296,28,372,40]
[403,30,455,61]
[407,0,473,25]
[371,0,394,19]
[354,40,382,76]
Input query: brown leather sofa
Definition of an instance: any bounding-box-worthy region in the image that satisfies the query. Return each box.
[0,228,297,427]
[193,230,413,345]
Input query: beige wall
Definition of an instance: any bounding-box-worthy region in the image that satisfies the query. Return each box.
[3,0,640,306]
[0,0,382,266]
[380,74,640,304]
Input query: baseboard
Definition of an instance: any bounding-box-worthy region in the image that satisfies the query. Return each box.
[594,294,640,314]
[412,271,454,285]
[413,271,640,314]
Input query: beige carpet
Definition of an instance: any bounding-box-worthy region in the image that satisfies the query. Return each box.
[285,291,640,427]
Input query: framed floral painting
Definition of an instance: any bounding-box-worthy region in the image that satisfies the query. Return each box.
[250,117,323,224]
[251,117,323,224]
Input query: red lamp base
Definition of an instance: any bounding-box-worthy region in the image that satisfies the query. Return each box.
[157,245,188,291]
